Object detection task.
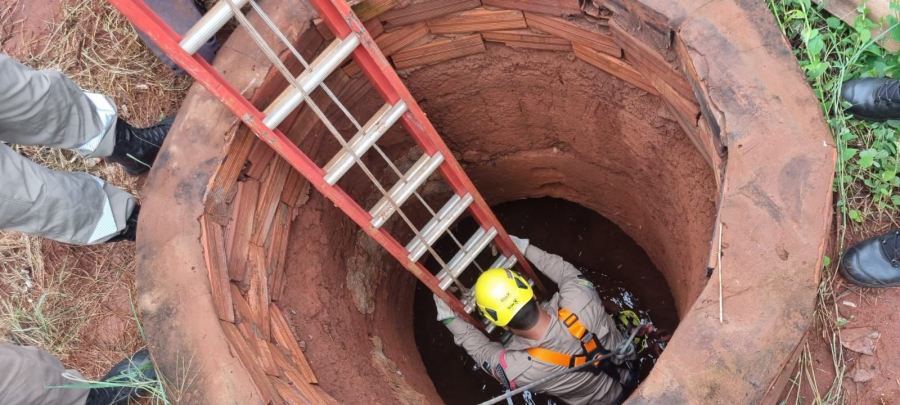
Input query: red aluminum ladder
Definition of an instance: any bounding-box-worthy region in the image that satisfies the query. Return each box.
[107,0,549,333]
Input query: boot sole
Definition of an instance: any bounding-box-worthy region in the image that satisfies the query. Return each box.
[839,267,900,288]
[850,112,890,122]
[123,166,149,176]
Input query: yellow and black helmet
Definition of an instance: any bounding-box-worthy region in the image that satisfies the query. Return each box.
[474,268,534,326]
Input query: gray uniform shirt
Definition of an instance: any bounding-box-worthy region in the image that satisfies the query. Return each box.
[446,246,630,405]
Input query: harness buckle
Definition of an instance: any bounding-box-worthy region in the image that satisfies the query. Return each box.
[562,312,579,327]
[581,332,595,345]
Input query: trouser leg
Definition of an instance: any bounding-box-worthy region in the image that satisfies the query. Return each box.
[0,144,134,244]
[0,344,89,405]
[0,54,117,158]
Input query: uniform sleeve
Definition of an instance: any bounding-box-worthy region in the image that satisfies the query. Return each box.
[524,245,583,286]
[444,320,537,387]
[445,317,505,371]
[526,245,606,318]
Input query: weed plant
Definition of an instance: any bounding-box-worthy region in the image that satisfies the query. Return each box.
[770,0,900,227]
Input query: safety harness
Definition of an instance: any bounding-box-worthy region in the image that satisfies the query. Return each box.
[526,308,634,384]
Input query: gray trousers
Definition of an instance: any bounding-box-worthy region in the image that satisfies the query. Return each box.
[0,344,89,405]
[0,55,134,245]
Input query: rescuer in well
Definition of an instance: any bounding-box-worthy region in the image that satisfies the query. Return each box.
[434,236,638,405]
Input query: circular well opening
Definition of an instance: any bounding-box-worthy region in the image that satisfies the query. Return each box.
[276,44,718,403]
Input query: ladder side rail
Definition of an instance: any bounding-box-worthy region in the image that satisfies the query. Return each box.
[312,0,550,297]
[248,2,479,278]
[243,0,479,273]
[223,0,478,313]
[107,0,305,163]
[310,3,501,285]
[106,0,487,332]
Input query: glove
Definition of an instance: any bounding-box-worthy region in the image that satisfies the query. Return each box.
[508,235,530,255]
[433,294,457,323]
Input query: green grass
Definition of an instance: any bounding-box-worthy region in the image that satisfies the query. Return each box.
[59,360,169,404]
[0,256,93,357]
[768,1,900,404]
[769,0,900,229]
[53,297,197,405]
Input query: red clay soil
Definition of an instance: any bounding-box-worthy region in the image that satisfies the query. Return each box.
[627,2,833,403]
[834,285,900,403]
[39,240,144,378]
[1,0,892,402]
[136,0,837,404]
[815,284,900,404]
[783,224,900,404]
[1,0,62,59]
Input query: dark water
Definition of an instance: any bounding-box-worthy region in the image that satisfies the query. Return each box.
[412,198,679,405]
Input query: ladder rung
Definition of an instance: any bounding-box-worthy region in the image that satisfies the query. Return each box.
[323,101,409,185]
[485,320,496,333]
[370,152,445,228]
[405,193,474,262]
[262,35,361,129]
[180,0,251,55]
[489,253,518,270]
[437,227,498,290]
[462,296,477,314]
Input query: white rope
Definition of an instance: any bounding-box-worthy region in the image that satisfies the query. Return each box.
[223,0,473,292]
[717,222,724,323]
[246,0,481,272]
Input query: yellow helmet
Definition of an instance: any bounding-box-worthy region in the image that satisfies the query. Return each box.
[475,268,534,327]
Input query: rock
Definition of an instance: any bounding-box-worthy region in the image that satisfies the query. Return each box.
[849,355,877,383]
[841,327,880,356]
[462,150,488,162]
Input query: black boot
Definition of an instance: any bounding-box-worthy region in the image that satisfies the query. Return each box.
[107,116,175,176]
[105,205,140,243]
[841,229,900,287]
[85,349,157,405]
[841,78,900,121]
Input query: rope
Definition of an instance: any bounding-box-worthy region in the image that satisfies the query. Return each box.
[247,0,473,262]
[237,0,484,292]
[478,326,642,405]
[222,1,474,293]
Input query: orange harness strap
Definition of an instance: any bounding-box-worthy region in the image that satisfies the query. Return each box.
[526,347,579,367]
[526,308,599,367]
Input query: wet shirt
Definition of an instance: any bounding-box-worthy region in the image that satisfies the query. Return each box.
[446,246,630,405]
